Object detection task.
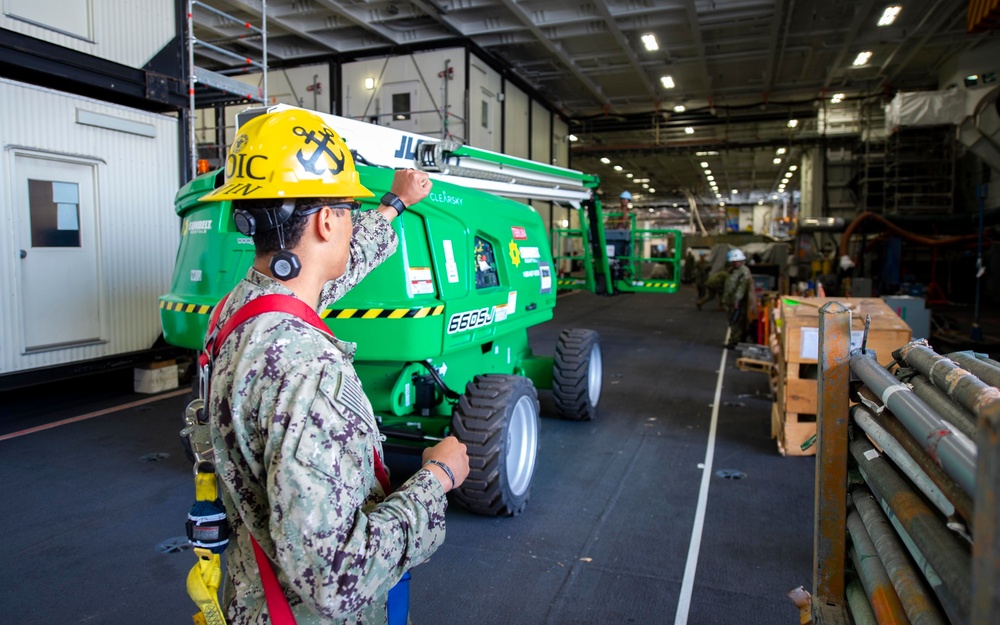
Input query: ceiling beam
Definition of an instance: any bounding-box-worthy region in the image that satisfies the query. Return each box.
[820,0,877,91]
[590,1,659,101]
[681,0,713,101]
[498,0,613,112]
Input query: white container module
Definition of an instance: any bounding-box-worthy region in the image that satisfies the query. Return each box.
[0,78,180,379]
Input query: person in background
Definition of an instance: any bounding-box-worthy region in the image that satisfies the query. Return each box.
[696,266,730,310]
[722,248,753,349]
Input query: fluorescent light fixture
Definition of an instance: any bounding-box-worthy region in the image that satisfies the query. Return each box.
[707,175,715,181]
[967,74,980,81]
[773,157,782,165]
[364,77,375,90]
[789,165,798,171]
[700,161,709,168]
[613,165,623,171]
[626,173,634,178]
[731,189,738,194]
[853,51,872,67]
[648,188,655,193]
[720,201,726,206]
[673,203,679,207]
[782,178,789,184]
[831,93,845,103]
[776,147,787,155]
[684,127,694,134]
[696,151,719,156]
[661,75,675,89]
[787,119,799,128]
[642,34,659,51]
[705,170,712,175]
[642,183,649,188]
[600,157,611,164]
[674,105,686,113]
[878,6,901,26]
[568,134,579,142]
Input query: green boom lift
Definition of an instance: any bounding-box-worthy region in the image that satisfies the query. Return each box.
[160,104,680,516]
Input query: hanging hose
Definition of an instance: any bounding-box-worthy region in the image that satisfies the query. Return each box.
[838,211,984,271]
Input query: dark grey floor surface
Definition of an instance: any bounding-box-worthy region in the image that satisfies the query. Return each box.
[0,286,814,624]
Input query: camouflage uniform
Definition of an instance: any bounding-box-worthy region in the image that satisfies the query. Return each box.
[723,263,753,344]
[696,269,730,309]
[209,210,447,625]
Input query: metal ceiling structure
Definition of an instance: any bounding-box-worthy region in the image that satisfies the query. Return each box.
[190,0,990,210]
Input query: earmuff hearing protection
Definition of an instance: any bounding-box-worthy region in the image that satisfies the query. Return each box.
[231,201,303,281]
[269,250,302,281]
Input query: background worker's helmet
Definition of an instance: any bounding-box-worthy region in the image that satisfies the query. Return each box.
[727,248,747,262]
[620,191,632,200]
[200,108,374,202]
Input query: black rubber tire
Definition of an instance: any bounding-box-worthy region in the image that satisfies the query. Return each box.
[450,375,540,517]
[553,328,602,421]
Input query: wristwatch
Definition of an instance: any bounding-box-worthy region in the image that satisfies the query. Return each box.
[380,192,407,215]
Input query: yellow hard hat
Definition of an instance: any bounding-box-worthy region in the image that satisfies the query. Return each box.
[200,108,373,202]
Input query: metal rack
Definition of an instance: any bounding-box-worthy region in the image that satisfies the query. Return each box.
[811,302,998,625]
[884,126,956,215]
[185,0,269,179]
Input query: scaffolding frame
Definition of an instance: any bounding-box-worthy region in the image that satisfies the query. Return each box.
[186,0,268,179]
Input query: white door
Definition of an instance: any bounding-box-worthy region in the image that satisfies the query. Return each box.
[381,81,420,133]
[469,86,495,149]
[14,154,103,352]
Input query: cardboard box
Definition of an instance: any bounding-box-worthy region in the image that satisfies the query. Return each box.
[134,360,179,394]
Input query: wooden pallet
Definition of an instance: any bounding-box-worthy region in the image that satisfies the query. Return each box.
[772,403,817,457]
[736,357,775,374]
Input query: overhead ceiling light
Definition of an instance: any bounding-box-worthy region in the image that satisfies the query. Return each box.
[782,178,789,184]
[600,157,611,164]
[648,188,655,193]
[642,183,649,188]
[684,127,695,134]
[613,165,623,171]
[674,105,686,113]
[776,147,787,155]
[705,169,712,175]
[696,151,719,156]
[831,93,845,104]
[707,175,715,181]
[700,161,709,168]
[642,34,659,51]
[661,75,675,89]
[731,189,738,194]
[719,201,726,206]
[758,199,764,205]
[673,203,678,207]
[878,5,901,26]
[626,173,634,178]
[789,165,798,171]
[773,157,782,165]
[364,77,375,90]
[568,134,579,142]
[853,51,872,67]
[787,119,799,128]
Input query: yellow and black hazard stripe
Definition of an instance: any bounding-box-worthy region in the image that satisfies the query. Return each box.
[160,300,213,315]
[641,282,678,289]
[161,299,445,320]
[320,305,445,320]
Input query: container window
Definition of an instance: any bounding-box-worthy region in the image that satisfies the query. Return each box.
[28,179,81,247]
[392,93,411,121]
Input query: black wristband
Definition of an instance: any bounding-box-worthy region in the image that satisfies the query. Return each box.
[424,459,455,490]
[380,192,407,215]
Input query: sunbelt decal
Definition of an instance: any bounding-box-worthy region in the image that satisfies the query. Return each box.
[183,219,212,235]
[447,306,495,334]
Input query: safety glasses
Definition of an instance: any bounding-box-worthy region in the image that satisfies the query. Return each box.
[297,201,361,220]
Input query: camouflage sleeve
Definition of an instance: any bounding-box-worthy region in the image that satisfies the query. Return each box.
[320,209,399,308]
[266,363,447,620]
[734,267,751,302]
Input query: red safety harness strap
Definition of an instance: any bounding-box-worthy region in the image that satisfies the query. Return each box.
[203,291,394,624]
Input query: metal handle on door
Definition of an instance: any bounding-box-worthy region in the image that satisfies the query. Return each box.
[20,249,27,259]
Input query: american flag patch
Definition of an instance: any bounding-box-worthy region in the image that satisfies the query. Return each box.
[335,373,371,420]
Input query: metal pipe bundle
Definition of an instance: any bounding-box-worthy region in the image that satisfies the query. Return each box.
[896,341,1000,427]
[847,510,911,625]
[849,436,971,625]
[895,368,978,441]
[851,349,978,497]
[852,489,948,625]
[948,351,1000,389]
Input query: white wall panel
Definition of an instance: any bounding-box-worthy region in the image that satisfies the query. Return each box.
[503,83,529,159]
[0,79,180,375]
[531,100,551,165]
[1,0,175,68]
[468,56,502,152]
[341,49,466,141]
[552,117,569,168]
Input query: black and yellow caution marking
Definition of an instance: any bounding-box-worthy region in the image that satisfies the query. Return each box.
[161,299,446,320]
[320,305,445,320]
[160,300,213,315]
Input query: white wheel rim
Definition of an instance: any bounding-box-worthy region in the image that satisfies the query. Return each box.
[588,343,603,407]
[506,395,538,497]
